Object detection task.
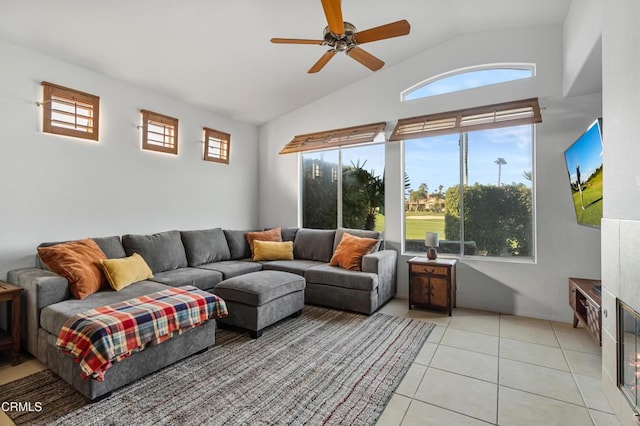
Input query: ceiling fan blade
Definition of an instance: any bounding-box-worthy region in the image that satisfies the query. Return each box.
[346,46,385,72]
[321,0,345,35]
[353,19,411,44]
[271,38,325,45]
[308,50,337,73]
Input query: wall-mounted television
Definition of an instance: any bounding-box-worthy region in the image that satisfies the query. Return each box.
[563,118,603,228]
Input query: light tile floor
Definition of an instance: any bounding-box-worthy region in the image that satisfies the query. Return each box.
[0,299,620,426]
[376,299,619,426]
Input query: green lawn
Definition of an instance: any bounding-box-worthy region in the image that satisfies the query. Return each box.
[374,212,446,239]
[405,212,445,239]
[572,168,603,227]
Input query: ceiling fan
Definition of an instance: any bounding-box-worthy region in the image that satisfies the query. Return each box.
[271,0,410,73]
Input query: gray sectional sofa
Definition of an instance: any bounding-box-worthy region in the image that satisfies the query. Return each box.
[7,226,397,401]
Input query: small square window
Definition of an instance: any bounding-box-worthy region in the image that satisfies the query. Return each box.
[203,127,230,164]
[141,110,178,155]
[41,81,99,141]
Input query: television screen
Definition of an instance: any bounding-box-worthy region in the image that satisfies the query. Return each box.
[563,118,603,228]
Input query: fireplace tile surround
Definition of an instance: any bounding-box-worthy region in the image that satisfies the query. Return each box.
[601,218,640,425]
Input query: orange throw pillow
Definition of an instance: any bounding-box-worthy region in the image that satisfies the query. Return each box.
[245,227,282,259]
[37,239,107,299]
[330,232,379,271]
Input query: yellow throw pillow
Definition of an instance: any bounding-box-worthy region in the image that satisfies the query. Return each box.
[252,240,294,261]
[245,227,282,258]
[100,253,154,291]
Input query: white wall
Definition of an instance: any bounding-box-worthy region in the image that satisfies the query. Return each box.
[562,0,603,97]
[0,40,259,280]
[259,25,602,322]
[600,0,640,422]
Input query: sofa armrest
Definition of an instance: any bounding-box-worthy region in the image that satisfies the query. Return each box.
[362,249,396,274]
[7,268,70,357]
[362,250,397,306]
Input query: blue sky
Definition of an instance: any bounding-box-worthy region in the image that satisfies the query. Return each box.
[404,125,533,193]
[304,125,533,195]
[564,119,603,185]
[341,143,385,179]
[404,68,533,100]
[307,69,542,193]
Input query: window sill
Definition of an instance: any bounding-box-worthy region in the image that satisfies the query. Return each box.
[401,251,537,265]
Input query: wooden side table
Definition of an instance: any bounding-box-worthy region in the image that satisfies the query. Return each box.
[568,277,601,346]
[0,280,23,365]
[408,257,457,316]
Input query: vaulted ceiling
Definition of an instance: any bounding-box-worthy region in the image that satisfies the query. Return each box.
[0,0,573,124]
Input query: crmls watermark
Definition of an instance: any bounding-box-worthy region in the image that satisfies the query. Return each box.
[1,401,43,412]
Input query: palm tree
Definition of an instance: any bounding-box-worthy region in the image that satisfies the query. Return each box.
[495,157,507,187]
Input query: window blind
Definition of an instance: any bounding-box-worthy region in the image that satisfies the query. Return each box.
[390,98,541,141]
[280,122,386,154]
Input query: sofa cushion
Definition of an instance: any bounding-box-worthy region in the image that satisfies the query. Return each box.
[305,264,378,291]
[214,271,305,306]
[253,241,293,261]
[333,228,382,252]
[245,227,282,259]
[150,267,223,291]
[180,228,231,266]
[262,259,326,276]
[224,229,258,260]
[100,253,154,291]
[40,280,169,336]
[265,227,299,242]
[329,232,379,271]
[197,260,263,279]
[293,229,336,262]
[122,230,187,274]
[281,227,299,242]
[37,239,107,300]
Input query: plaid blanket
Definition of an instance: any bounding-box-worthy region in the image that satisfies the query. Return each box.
[56,286,227,381]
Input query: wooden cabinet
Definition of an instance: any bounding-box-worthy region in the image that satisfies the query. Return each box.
[569,277,602,346]
[408,257,457,316]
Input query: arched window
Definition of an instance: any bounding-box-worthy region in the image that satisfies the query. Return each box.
[402,64,535,101]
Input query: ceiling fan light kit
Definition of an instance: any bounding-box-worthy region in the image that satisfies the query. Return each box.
[271,0,410,74]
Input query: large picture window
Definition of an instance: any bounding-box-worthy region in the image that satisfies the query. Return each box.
[399,99,539,259]
[301,143,385,232]
[404,126,534,258]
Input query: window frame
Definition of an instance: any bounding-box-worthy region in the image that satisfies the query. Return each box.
[399,100,539,262]
[41,81,100,141]
[140,109,179,155]
[401,63,536,102]
[203,127,230,164]
[299,141,386,232]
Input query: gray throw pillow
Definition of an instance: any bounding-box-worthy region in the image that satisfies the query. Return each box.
[181,228,231,266]
[122,230,188,274]
[293,229,336,262]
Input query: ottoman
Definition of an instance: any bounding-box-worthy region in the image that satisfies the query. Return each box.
[213,270,305,338]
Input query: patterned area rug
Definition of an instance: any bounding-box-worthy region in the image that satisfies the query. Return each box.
[1,305,434,425]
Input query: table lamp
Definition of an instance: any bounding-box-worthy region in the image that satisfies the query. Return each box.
[425,232,439,260]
